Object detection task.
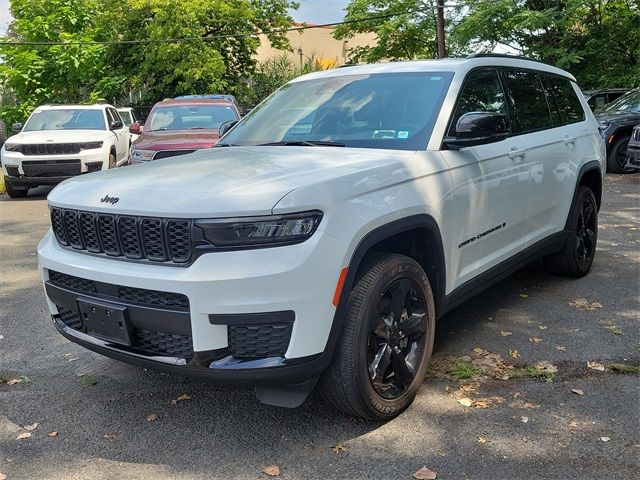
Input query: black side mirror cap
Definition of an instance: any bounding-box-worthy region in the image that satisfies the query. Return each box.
[110,120,124,130]
[443,112,510,149]
[12,123,23,133]
[219,120,239,137]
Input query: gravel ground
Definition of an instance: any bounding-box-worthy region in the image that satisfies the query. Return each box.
[0,174,638,480]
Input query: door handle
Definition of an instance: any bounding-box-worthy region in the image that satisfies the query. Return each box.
[563,136,577,146]
[508,147,527,159]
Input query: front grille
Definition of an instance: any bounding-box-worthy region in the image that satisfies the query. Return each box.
[55,307,193,358]
[50,207,193,264]
[48,270,189,310]
[22,160,81,177]
[153,150,196,160]
[228,323,293,358]
[21,143,82,155]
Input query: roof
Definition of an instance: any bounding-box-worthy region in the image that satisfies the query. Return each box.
[292,56,577,83]
[157,98,235,106]
[36,103,114,110]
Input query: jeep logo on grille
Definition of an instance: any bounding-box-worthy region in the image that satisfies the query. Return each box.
[100,195,119,205]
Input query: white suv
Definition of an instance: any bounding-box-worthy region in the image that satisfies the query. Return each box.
[1,104,129,198]
[38,56,605,419]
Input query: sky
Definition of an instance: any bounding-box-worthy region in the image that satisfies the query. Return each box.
[0,0,349,35]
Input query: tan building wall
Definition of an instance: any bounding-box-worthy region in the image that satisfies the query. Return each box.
[256,25,377,66]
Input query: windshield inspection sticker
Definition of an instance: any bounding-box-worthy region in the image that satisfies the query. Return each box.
[397,130,409,139]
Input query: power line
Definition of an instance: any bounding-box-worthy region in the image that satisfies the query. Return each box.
[0,7,430,47]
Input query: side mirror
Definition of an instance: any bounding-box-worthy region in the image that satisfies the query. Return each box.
[110,120,124,130]
[129,122,141,134]
[443,112,510,149]
[219,120,239,137]
[12,122,23,133]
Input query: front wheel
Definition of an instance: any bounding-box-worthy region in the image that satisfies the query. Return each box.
[544,186,598,277]
[108,152,116,169]
[319,253,435,420]
[607,136,632,173]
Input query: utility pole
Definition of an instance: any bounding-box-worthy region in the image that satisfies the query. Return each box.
[436,0,446,58]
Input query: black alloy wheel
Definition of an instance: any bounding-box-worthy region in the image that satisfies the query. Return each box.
[368,278,428,400]
[575,194,597,270]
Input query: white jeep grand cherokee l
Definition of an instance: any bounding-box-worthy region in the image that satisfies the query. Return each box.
[38,56,605,419]
[1,104,129,198]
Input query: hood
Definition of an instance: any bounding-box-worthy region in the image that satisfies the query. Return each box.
[48,146,415,218]
[7,129,114,144]
[131,129,220,151]
[595,110,640,126]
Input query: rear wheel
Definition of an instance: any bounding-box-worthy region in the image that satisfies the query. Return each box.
[320,253,435,420]
[4,177,28,198]
[607,136,632,173]
[544,186,598,277]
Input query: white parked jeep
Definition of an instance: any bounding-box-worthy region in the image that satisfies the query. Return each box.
[1,104,129,198]
[38,56,605,419]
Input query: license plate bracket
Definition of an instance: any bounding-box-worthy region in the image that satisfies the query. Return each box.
[77,298,132,345]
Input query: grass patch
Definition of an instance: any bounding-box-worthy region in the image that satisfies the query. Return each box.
[601,320,623,335]
[507,366,555,382]
[77,373,98,386]
[0,175,4,195]
[608,363,640,375]
[450,360,482,380]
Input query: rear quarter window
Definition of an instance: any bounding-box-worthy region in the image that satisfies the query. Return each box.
[502,69,553,133]
[542,75,585,125]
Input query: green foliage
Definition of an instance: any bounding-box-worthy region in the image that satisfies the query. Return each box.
[449,360,482,380]
[249,54,316,104]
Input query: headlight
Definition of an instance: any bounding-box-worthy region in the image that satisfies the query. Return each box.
[131,149,155,162]
[3,143,21,152]
[196,211,323,249]
[79,141,103,150]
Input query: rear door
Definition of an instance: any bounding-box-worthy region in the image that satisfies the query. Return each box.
[440,68,532,288]
[107,107,130,162]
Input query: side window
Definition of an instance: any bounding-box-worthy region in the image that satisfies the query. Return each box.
[105,108,115,125]
[108,108,121,124]
[448,69,508,136]
[502,70,552,133]
[541,75,585,125]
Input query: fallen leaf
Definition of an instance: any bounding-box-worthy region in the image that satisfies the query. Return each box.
[413,466,437,480]
[528,337,542,344]
[500,331,513,337]
[538,324,548,331]
[521,402,539,409]
[23,423,39,431]
[521,416,529,423]
[556,345,566,351]
[570,298,603,311]
[0,472,6,480]
[175,394,191,402]
[587,361,605,372]
[262,464,281,476]
[508,349,520,359]
[535,361,558,373]
[330,443,347,453]
[472,400,490,409]
[568,420,579,428]
[47,431,59,437]
[458,397,473,407]
[6,379,21,385]
[571,389,584,396]
[476,436,488,444]
[600,437,610,442]
[472,347,485,354]
[519,293,529,298]
[77,374,97,386]
[16,432,31,440]
[146,413,158,422]
[513,392,524,398]
[103,432,117,439]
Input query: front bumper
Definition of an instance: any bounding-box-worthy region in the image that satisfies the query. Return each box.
[38,228,347,383]
[626,140,640,169]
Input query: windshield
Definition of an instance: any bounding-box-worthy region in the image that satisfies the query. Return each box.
[602,90,640,113]
[147,104,238,131]
[24,109,106,131]
[221,72,454,150]
[118,110,133,126]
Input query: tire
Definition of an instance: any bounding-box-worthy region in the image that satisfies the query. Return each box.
[319,253,436,420]
[544,186,598,277]
[607,136,632,173]
[4,177,28,198]
[108,152,116,169]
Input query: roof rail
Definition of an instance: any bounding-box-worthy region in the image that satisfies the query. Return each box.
[174,94,236,102]
[466,53,546,63]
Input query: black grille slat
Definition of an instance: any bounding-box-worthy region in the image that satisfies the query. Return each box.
[153,150,196,160]
[63,210,83,249]
[141,218,167,261]
[22,143,82,156]
[98,215,120,256]
[56,306,83,330]
[51,207,68,246]
[79,212,101,253]
[167,220,192,263]
[228,324,293,359]
[49,270,97,294]
[133,329,193,357]
[118,216,143,259]
[116,285,189,309]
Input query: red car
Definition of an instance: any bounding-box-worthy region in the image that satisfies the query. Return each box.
[128,96,241,163]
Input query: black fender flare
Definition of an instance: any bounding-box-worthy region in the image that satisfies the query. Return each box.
[564,160,603,230]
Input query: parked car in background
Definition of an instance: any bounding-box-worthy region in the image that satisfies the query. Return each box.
[1,104,129,198]
[595,88,640,173]
[38,56,605,419]
[0,118,6,149]
[625,124,640,170]
[117,107,141,142]
[128,96,241,163]
[583,88,630,112]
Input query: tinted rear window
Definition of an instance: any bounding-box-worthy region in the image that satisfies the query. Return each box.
[542,75,585,125]
[503,70,552,133]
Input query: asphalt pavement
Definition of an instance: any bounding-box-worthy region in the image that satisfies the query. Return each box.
[0,175,638,480]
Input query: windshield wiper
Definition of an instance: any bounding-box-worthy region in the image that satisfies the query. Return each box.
[257,140,345,147]
[216,142,239,147]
